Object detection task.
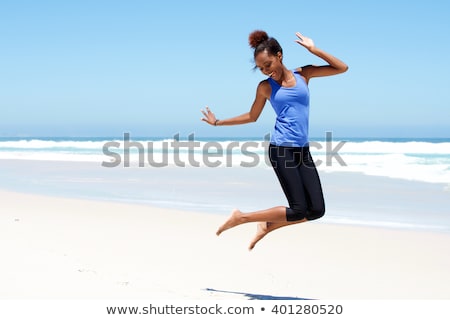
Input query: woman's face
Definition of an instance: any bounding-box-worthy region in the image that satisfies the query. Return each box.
[255,50,283,80]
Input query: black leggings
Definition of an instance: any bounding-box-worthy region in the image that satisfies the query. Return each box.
[268,144,325,221]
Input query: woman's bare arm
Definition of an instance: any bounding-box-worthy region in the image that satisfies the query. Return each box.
[295,32,348,82]
[201,80,270,126]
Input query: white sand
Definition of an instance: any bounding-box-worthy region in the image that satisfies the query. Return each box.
[1,189,450,300]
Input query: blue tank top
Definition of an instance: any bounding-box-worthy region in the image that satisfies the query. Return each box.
[268,70,310,147]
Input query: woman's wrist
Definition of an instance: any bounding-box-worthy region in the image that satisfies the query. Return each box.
[214,119,220,126]
[307,45,318,54]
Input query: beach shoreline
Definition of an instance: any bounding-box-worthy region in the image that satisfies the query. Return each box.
[2,189,450,300]
[1,159,449,234]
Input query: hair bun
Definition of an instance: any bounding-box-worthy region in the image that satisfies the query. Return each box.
[248,30,269,48]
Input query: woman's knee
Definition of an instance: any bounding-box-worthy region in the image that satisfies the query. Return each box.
[285,207,307,221]
[306,207,325,221]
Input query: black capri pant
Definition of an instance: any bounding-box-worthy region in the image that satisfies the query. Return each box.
[268,144,325,221]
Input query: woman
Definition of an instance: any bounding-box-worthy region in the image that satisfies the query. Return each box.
[201,30,348,250]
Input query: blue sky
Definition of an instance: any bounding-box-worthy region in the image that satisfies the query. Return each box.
[1,0,449,138]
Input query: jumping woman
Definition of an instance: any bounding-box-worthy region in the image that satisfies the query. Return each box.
[201,30,348,250]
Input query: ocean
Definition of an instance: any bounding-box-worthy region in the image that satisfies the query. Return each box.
[1,135,449,233]
[1,135,449,184]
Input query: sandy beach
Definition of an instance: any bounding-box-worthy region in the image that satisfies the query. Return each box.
[1,189,450,300]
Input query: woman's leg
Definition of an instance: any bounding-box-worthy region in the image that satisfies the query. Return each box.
[216,145,307,234]
[248,219,306,250]
[216,145,324,249]
[299,149,326,221]
[216,206,287,236]
[248,149,325,249]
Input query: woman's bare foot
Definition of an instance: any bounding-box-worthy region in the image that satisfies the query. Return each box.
[248,222,271,250]
[216,209,243,236]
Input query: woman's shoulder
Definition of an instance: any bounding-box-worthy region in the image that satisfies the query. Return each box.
[257,79,272,99]
[258,78,271,88]
[293,67,311,84]
[294,66,312,75]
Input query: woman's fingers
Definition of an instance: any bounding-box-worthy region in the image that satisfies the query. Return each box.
[295,32,314,49]
[200,106,216,125]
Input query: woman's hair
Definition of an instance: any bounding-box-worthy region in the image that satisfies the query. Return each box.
[248,30,283,58]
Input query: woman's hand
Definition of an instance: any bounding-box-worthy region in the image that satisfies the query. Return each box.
[200,106,217,126]
[295,32,315,51]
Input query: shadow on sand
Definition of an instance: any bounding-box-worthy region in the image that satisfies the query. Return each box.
[204,288,313,300]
